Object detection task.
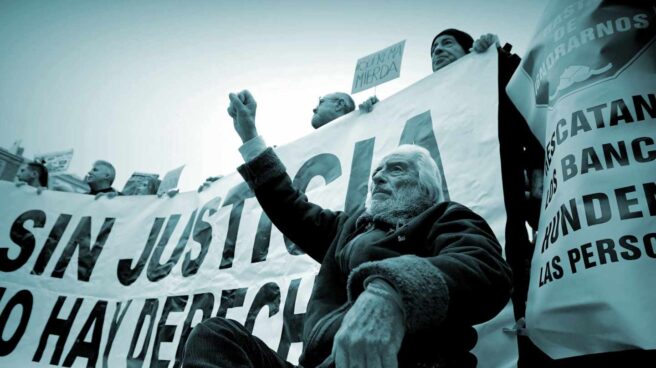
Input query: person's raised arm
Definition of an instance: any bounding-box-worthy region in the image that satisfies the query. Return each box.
[228,90,346,261]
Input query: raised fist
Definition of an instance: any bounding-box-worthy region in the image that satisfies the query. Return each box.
[228,90,258,143]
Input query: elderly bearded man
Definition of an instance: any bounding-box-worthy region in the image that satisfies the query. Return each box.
[183,91,512,368]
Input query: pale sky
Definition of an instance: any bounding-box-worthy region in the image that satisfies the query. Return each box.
[0,0,546,191]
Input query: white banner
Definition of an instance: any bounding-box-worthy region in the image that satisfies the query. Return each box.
[0,50,515,367]
[507,0,656,359]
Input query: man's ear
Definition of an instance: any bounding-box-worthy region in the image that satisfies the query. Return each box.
[335,99,346,112]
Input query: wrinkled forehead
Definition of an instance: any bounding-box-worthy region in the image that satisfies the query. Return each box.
[378,152,417,167]
[432,35,459,50]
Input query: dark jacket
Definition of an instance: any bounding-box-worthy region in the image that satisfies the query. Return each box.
[87,186,119,196]
[238,148,513,367]
[497,44,544,323]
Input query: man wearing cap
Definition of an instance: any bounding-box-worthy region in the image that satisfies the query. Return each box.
[431,29,500,72]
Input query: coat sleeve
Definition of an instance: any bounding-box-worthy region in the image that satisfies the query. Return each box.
[347,203,512,332]
[237,148,347,262]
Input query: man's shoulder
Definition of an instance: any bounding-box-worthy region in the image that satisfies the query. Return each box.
[87,187,120,195]
[420,200,488,226]
[430,200,473,214]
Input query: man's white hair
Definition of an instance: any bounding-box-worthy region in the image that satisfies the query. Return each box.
[365,144,444,212]
[391,144,443,203]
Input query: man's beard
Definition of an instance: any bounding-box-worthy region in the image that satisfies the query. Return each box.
[365,185,434,225]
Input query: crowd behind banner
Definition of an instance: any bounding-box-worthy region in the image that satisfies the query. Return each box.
[1,1,654,367]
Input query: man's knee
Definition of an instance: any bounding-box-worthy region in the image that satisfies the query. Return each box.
[184,318,249,366]
[187,317,245,346]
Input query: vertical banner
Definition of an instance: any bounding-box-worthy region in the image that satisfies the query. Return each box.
[507,0,656,359]
[0,51,515,367]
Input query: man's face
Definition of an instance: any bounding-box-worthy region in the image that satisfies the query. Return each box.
[86,163,110,184]
[15,164,35,183]
[134,179,156,195]
[135,180,150,194]
[431,35,466,72]
[369,152,422,212]
[311,94,344,129]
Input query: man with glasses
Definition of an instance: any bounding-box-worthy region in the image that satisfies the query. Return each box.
[311,92,356,129]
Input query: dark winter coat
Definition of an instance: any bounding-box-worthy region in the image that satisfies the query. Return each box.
[238,148,513,367]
